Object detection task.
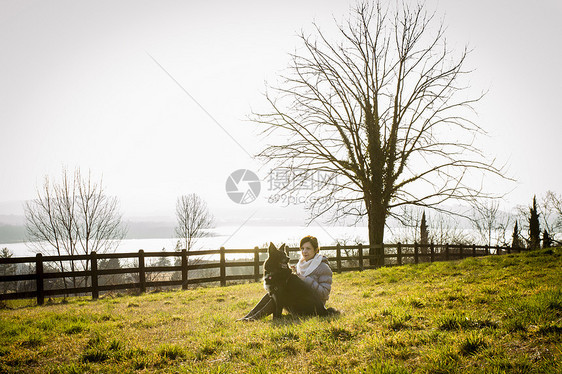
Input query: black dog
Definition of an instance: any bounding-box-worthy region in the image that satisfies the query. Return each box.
[263,243,338,319]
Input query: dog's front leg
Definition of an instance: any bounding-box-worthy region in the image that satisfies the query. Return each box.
[271,295,283,319]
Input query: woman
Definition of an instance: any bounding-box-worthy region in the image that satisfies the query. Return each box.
[239,235,333,321]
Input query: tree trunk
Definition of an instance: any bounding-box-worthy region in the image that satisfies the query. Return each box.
[367,202,386,267]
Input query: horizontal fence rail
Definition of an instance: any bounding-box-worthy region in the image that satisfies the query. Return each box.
[0,243,523,305]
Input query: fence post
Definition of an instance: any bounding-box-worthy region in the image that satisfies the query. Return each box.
[507,245,511,254]
[181,249,188,290]
[380,243,385,267]
[397,242,402,266]
[496,246,501,255]
[445,244,450,261]
[472,244,476,257]
[36,253,44,306]
[91,251,98,300]
[254,246,260,282]
[430,243,435,263]
[485,245,490,256]
[459,244,464,260]
[414,242,419,264]
[220,247,226,287]
[138,250,146,294]
[358,243,364,271]
[336,244,342,273]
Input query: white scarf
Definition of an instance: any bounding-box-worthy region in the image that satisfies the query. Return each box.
[297,253,323,278]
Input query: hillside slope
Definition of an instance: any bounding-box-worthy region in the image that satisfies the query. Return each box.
[1,248,561,373]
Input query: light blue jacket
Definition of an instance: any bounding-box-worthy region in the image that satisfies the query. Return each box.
[300,256,332,304]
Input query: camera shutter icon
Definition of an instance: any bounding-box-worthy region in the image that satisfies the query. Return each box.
[225,169,261,204]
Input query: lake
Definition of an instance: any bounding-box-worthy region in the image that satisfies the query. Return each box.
[1,224,372,258]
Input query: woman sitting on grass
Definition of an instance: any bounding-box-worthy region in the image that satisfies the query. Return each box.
[239,235,333,321]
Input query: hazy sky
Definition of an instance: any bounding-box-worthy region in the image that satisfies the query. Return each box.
[1,0,561,224]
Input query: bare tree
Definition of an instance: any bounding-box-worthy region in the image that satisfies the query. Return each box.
[24,168,126,287]
[174,194,214,288]
[470,199,512,246]
[471,200,499,246]
[540,191,562,242]
[494,214,514,247]
[429,218,472,246]
[175,194,214,252]
[391,207,472,246]
[546,191,562,222]
[254,1,505,265]
[390,206,424,243]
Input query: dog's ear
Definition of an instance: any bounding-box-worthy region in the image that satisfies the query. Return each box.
[279,243,288,256]
[268,242,277,254]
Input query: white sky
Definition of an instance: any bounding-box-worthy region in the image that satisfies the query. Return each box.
[1,0,561,223]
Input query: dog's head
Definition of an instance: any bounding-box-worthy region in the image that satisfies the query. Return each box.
[264,242,290,275]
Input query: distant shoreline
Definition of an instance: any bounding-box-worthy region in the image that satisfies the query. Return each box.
[1,224,373,257]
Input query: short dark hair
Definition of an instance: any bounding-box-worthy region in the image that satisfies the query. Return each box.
[300,235,319,252]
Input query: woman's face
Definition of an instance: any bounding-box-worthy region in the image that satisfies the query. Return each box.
[301,241,317,261]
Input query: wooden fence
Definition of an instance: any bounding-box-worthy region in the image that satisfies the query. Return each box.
[0,243,522,305]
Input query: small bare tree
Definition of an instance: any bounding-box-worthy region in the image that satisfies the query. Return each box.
[540,191,562,243]
[392,207,472,246]
[174,194,214,287]
[470,200,512,246]
[24,168,126,288]
[390,206,424,243]
[428,217,472,246]
[546,191,562,220]
[471,200,499,246]
[175,194,214,252]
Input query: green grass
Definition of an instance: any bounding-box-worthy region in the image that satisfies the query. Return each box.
[1,247,561,373]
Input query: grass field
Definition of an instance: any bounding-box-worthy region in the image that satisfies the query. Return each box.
[0,247,561,373]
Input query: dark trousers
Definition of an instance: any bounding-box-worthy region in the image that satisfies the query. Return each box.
[240,293,275,320]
